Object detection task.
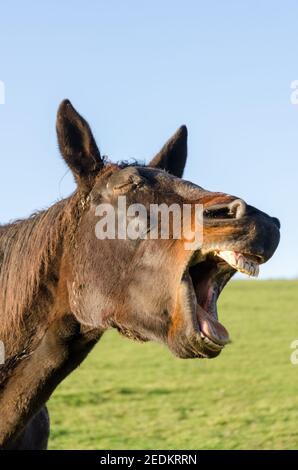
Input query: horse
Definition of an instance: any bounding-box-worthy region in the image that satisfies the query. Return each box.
[0,100,280,449]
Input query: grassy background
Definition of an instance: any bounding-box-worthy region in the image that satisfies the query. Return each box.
[48,280,298,450]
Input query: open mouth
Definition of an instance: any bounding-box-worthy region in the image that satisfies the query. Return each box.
[180,250,261,358]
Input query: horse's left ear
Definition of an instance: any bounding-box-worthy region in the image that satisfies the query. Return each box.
[149,125,188,178]
[56,99,104,190]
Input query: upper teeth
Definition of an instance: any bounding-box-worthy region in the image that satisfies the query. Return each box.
[215,250,260,277]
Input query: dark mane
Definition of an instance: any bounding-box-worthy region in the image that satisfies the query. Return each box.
[0,195,79,344]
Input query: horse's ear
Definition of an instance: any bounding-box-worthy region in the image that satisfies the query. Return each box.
[149,125,188,178]
[56,100,104,190]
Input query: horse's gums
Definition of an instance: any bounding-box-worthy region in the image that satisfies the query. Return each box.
[0,100,280,449]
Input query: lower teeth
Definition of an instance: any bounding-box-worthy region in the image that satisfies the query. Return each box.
[200,332,224,350]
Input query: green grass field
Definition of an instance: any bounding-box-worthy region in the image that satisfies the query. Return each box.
[48,280,298,450]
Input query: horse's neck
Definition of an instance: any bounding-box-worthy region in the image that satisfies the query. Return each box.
[0,312,102,448]
[0,257,65,402]
[0,232,103,448]
[0,198,104,448]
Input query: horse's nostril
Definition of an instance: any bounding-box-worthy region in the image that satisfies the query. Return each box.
[229,199,247,219]
[204,199,247,220]
[272,217,281,229]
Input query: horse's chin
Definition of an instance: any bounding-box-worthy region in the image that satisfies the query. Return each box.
[173,249,261,359]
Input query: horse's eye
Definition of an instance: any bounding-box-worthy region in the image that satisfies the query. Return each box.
[113,179,144,194]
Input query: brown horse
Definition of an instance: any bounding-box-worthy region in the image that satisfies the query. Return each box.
[0,100,280,449]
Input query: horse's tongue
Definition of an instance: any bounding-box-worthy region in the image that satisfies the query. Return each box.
[196,304,230,345]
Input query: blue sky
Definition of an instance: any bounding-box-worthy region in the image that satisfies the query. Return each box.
[0,0,297,278]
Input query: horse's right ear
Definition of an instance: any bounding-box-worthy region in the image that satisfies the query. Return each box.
[56,100,104,190]
[148,125,188,178]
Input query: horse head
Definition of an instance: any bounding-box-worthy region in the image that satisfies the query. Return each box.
[56,100,280,359]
